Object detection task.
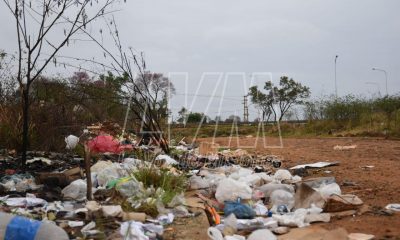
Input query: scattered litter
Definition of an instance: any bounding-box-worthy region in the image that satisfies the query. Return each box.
[290,161,339,170]
[334,145,357,150]
[361,165,375,170]
[68,221,84,227]
[0,195,47,207]
[26,157,52,165]
[348,233,375,240]
[385,203,400,212]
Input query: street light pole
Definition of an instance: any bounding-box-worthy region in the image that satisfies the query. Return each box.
[372,68,388,96]
[335,55,338,98]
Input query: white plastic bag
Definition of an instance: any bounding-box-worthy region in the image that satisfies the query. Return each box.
[257,183,294,198]
[96,163,122,187]
[215,178,252,203]
[247,229,277,240]
[155,154,178,165]
[65,135,79,150]
[273,169,292,182]
[315,182,341,199]
[61,179,87,201]
[270,189,295,212]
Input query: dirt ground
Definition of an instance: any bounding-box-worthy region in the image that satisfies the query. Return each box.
[177,137,400,239]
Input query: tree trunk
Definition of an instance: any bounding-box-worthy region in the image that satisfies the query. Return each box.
[84,146,93,200]
[21,87,30,168]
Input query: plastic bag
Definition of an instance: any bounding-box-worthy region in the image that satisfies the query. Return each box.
[237,174,262,187]
[229,167,253,180]
[65,135,79,150]
[215,178,252,203]
[273,169,292,182]
[253,202,268,216]
[96,163,122,187]
[223,213,237,235]
[116,178,143,198]
[248,229,277,240]
[224,201,256,219]
[87,135,125,153]
[189,175,210,190]
[315,182,341,199]
[155,154,178,165]
[270,189,295,213]
[61,179,87,201]
[257,183,294,198]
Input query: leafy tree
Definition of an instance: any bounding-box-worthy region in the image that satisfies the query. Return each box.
[177,107,188,125]
[187,112,207,123]
[249,76,310,122]
[225,115,241,123]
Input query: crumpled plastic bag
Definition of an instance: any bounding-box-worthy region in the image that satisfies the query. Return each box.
[120,221,163,240]
[96,163,123,187]
[224,201,256,219]
[116,178,144,198]
[0,195,47,207]
[87,135,132,153]
[155,154,178,165]
[257,183,294,199]
[270,189,295,213]
[229,167,253,180]
[61,179,87,201]
[272,205,325,228]
[273,169,293,182]
[215,178,252,203]
[65,135,79,150]
[314,182,341,199]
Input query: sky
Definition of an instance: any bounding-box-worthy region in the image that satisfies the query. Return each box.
[1,0,399,120]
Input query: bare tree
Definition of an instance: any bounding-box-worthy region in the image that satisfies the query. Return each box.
[79,18,174,153]
[2,0,116,166]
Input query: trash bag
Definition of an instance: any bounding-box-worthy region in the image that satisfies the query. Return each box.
[115,178,143,198]
[96,163,122,187]
[229,167,253,180]
[247,229,277,240]
[155,154,178,165]
[65,135,79,150]
[237,174,263,187]
[61,179,87,201]
[224,201,256,219]
[87,135,125,154]
[270,189,295,213]
[189,175,210,190]
[273,169,293,182]
[215,178,252,203]
[257,183,294,199]
[315,182,341,199]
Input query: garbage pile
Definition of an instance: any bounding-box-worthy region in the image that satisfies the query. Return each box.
[0,134,396,240]
[0,151,191,239]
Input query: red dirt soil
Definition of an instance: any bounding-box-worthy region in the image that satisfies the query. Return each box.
[196,137,400,239]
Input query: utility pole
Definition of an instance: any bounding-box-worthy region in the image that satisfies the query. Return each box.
[243,95,249,123]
